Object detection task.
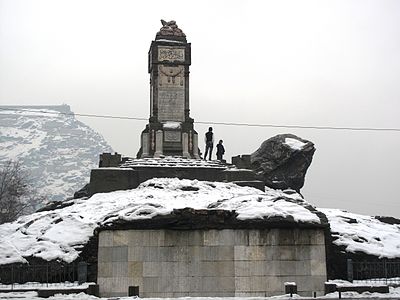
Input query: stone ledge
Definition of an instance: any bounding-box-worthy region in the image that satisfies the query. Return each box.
[99,208,329,232]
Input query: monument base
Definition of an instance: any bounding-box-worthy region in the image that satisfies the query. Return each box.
[138,120,199,159]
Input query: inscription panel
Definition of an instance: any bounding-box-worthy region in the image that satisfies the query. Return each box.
[158,47,185,62]
[158,88,185,122]
[157,65,185,122]
[164,131,181,142]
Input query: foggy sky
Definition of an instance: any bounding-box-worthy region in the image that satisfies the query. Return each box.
[1,0,400,217]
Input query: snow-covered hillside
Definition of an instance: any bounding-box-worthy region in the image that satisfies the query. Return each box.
[320,208,400,258]
[0,178,320,265]
[0,105,113,202]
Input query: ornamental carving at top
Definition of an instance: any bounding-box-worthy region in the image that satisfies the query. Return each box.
[156,20,186,42]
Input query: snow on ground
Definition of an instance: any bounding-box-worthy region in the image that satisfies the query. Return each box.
[0,105,113,202]
[1,290,400,299]
[320,208,400,258]
[120,156,228,168]
[0,178,319,265]
[1,281,400,299]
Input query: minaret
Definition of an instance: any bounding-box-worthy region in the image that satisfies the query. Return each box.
[138,20,199,158]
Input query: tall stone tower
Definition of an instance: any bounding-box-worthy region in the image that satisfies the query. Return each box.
[138,20,199,158]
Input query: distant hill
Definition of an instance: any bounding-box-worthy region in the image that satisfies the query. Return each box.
[0,105,113,202]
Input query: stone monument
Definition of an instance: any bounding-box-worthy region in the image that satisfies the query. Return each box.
[138,20,199,158]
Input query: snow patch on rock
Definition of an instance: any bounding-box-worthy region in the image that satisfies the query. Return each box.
[284,137,306,150]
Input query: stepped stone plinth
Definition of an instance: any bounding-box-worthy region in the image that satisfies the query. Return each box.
[89,155,264,195]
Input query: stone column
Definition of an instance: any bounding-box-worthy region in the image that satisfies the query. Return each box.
[141,132,149,158]
[154,130,163,157]
[193,133,200,159]
[182,132,190,158]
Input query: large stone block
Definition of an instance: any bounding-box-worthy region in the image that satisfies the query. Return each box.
[172,246,189,261]
[272,245,296,261]
[143,261,160,277]
[97,228,327,297]
[89,168,139,195]
[98,262,112,277]
[234,245,268,261]
[234,261,252,276]
[201,246,234,261]
[113,230,129,246]
[128,230,146,246]
[294,229,312,245]
[187,230,204,246]
[142,277,159,293]
[310,230,326,245]
[278,260,297,276]
[265,275,287,292]
[277,229,295,245]
[142,246,161,261]
[311,259,327,276]
[99,231,113,247]
[172,276,190,292]
[112,262,128,277]
[216,276,235,292]
[296,245,311,260]
[310,245,326,261]
[112,246,128,262]
[159,246,174,262]
[128,246,144,261]
[235,276,251,292]
[98,276,131,295]
[188,261,202,277]
[128,261,143,278]
[164,230,189,246]
[251,275,269,292]
[296,260,311,276]
[148,230,165,246]
[249,229,278,246]
[98,247,112,262]
[200,261,234,277]
[189,276,203,292]
[234,230,249,245]
[204,229,235,246]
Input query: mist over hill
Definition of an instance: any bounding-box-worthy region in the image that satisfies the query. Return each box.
[0,105,113,202]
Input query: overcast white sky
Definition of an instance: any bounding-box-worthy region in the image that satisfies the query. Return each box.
[1,0,400,217]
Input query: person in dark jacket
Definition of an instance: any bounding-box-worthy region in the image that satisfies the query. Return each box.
[216,140,225,161]
[204,127,214,160]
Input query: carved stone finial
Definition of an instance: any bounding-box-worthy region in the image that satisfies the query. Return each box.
[156,19,186,42]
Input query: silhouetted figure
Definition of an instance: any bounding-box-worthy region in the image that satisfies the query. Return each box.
[216,140,225,161]
[204,127,214,160]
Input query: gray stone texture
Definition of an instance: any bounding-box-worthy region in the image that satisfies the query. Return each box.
[232,134,316,192]
[97,229,327,297]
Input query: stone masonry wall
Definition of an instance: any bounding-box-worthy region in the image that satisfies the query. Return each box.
[97,229,326,297]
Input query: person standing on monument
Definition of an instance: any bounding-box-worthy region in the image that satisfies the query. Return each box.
[204,127,214,160]
[216,140,225,161]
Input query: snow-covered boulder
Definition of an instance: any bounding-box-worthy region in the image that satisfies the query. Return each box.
[250,134,315,192]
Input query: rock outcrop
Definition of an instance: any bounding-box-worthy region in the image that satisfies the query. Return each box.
[249,134,315,193]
